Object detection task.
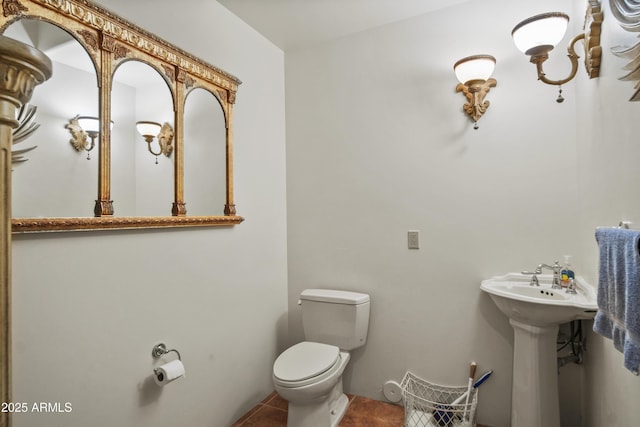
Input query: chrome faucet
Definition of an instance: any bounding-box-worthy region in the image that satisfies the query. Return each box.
[522,260,563,288]
[536,261,563,289]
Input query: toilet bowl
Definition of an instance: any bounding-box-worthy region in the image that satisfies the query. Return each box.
[273,342,351,427]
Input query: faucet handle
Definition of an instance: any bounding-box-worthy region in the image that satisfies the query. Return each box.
[566,278,578,294]
[521,271,540,286]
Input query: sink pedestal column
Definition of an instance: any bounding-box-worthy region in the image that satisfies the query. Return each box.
[509,319,560,427]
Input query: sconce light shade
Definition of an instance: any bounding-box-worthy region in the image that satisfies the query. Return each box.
[136,121,162,138]
[454,55,496,84]
[76,116,100,135]
[512,12,569,56]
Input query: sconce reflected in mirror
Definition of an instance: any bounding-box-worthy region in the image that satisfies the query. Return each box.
[136,121,174,164]
[66,115,111,160]
[454,55,497,129]
[511,1,603,102]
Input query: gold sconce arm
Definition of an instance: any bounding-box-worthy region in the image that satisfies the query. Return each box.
[531,33,584,87]
[143,134,162,156]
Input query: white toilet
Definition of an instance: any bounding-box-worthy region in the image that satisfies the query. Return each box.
[272,289,370,427]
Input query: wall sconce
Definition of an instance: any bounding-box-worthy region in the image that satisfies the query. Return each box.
[66,115,100,160]
[454,55,497,129]
[136,121,174,164]
[511,1,603,102]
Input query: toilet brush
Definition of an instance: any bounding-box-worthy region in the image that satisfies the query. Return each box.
[462,362,476,420]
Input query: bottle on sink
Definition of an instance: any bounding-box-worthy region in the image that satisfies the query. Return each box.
[561,255,575,287]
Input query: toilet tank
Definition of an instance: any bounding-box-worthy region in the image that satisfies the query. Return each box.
[300,289,370,351]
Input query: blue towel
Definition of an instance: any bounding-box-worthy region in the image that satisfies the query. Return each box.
[593,227,640,375]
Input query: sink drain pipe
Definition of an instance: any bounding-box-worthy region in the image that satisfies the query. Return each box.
[557,320,585,368]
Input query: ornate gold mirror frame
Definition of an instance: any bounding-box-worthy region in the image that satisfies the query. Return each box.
[1,0,244,233]
[1,29,52,427]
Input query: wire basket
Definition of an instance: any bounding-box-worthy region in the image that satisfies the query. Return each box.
[400,371,478,427]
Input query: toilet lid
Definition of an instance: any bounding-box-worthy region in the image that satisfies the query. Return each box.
[273,341,339,382]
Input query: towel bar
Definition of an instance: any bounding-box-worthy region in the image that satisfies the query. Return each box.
[618,221,640,230]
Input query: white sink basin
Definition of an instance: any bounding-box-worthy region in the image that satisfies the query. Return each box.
[480,272,597,327]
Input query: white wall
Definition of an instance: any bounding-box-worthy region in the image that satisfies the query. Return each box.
[575,1,640,426]
[11,1,287,427]
[285,0,583,426]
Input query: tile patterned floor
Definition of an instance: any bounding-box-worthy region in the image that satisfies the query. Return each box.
[231,391,405,426]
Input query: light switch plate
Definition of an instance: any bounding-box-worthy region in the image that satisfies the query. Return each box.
[408,230,419,249]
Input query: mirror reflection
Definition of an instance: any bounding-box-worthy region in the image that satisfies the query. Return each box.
[5,19,98,218]
[111,60,174,216]
[184,88,227,216]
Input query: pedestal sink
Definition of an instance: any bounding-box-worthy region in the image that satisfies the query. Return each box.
[480,273,597,427]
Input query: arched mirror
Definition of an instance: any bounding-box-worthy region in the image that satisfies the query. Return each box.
[3,0,243,232]
[3,19,98,218]
[111,60,175,216]
[184,88,226,216]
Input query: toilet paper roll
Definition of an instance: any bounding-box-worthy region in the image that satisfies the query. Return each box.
[154,359,185,386]
[383,380,402,403]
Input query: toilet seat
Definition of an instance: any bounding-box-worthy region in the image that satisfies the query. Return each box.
[273,341,340,387]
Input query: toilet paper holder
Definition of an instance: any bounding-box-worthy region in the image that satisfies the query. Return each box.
[152,343,182,361]
[152,343,182,383]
